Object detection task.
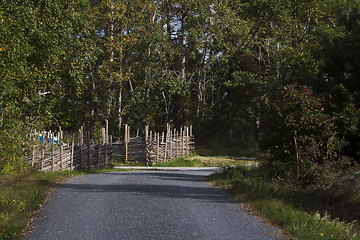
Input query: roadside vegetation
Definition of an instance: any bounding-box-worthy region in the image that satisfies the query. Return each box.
[0,168,128,240]
[153,155,254,167]
[207,165,360,240]
[112,158,146,167]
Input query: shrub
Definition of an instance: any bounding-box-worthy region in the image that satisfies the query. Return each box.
[0,107,32,175]
[259,85,345,183]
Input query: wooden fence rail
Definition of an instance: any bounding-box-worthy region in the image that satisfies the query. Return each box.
[27,122,194,171]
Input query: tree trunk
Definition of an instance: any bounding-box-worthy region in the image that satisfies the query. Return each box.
[180,7,187,84]
[107,3,115,118]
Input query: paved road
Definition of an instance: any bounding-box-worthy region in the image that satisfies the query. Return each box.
[25,169,280,240]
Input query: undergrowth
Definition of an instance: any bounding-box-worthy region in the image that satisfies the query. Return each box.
[207,166,360,240]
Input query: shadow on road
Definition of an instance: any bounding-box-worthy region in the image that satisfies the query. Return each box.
[59,171,233,203]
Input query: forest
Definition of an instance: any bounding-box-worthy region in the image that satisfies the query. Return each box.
[1,0,360,184]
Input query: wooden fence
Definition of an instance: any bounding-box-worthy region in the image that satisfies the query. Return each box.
[28,121,112,171]
[145,124,194,165]
[27,122,194,171]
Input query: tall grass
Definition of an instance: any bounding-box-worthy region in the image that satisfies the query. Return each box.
[207,166,359,240]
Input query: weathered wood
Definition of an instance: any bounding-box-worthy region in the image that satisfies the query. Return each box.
[176,131,179,158]
[52,138,55,172]
[71,136,74,171]
[186,126,189,155]
[145,125,149,165]
[105,119,109,167]
[125,124,128,162]
[169,131,172,160]
[156,133,159,163]
[79,127,83,168]
[27,123,195,172]
[181,128,184,158]
[110,135,113,164]
[163,131,168,162]
[87,131,91,169]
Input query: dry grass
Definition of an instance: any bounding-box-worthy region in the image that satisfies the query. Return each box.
[185,156,256,167]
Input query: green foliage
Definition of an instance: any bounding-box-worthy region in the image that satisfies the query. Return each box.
[0,107,31,175]
[259,85,342,181]
[0,0,92,129]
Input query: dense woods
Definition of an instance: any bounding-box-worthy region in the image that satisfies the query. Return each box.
[1,0,360,183]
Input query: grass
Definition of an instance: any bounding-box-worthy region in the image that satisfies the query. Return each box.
[112,157,146,166]
[207,166,360,240]
[0,167,128,240]
[152,155,255,167]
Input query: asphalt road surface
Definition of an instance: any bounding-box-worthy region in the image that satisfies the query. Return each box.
[25,169,280,240]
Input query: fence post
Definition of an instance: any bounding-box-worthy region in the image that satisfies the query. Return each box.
[186,126,189,155]
[176,131,178,158]
[71,136,74,171]
[110,135,113,165]
[163,131,168,162]
[145,125,149,166]
[60,127,63,171]
[149,130,153,165]
[105,119,109,167]
[169,130,172,160]
[40,133,44,172]
[79,127,83,169]
[87,131,91,169]
[180,127,184,158]
[156,133,159,163]
[51,133,55,171]
[125,124,128,162]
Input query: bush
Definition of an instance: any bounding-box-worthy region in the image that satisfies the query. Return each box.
[0,107,32,175]
[259,85,347,183]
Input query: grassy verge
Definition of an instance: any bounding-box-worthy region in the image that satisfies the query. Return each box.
[207,166,360,240]
[0,167,127,240]
[153,156,254,167]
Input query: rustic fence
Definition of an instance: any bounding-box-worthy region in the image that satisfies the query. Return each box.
[28,120,112,171]
[144,124,194,165]
[28,122,194,171]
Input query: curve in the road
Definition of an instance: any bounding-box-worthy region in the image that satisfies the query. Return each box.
[25,170,280,240]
